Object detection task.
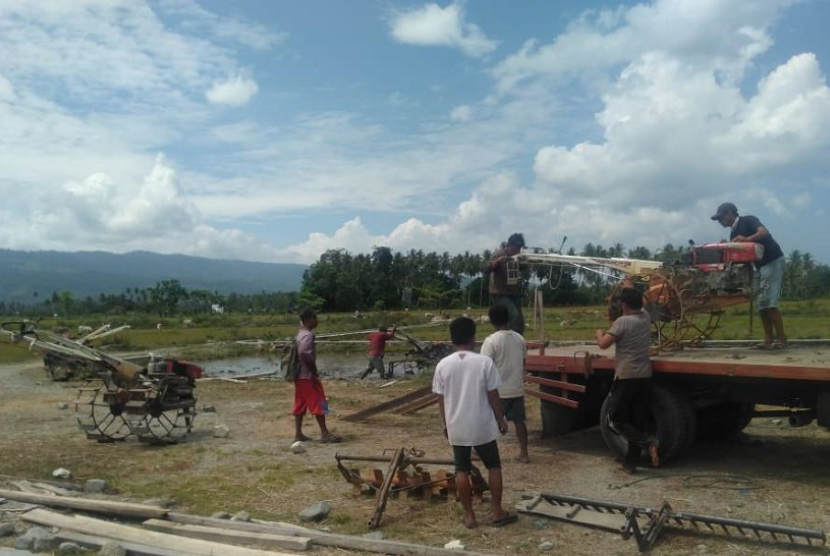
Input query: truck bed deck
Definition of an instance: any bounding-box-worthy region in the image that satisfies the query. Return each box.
[527,343,830,381]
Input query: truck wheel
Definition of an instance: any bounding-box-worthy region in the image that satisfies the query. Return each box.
[600,382,692,464]
[696,402,754,441]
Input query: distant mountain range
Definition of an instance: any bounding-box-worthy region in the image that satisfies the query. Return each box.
[0,249,306,303]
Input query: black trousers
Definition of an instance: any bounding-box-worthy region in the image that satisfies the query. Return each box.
[491,294,525,335]
[607,378,652,465]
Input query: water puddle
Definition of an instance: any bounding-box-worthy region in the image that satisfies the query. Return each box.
[200,353,419,379]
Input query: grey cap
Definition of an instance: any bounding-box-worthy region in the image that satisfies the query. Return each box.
[711,202,738,220]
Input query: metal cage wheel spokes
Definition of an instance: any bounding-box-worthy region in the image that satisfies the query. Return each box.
[137,405,195,445]
[74,380,132,442]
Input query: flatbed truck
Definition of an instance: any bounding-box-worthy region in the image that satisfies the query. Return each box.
[524,342,830,463]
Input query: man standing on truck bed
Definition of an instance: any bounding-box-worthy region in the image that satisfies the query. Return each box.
[595,288,659,474]
[488,233,526,335]
[711,202,787,349]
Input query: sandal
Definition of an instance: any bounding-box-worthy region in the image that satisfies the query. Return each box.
[320,434,344,444]
[492,512,518,527]
[771,342,788,350]
[751,343,774,350]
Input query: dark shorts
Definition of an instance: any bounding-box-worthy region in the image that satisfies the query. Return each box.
[452,440,501,473]
[501,396,526,423]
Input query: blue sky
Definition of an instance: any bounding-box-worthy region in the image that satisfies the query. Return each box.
[1,0,829,263]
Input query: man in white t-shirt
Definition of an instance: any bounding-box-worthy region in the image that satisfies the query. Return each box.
[433,317,518,530]
[481,303,529,463]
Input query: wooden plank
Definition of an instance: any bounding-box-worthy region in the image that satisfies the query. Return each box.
[22,509,292,556]
[0,490,168,519]
[10,480,48,495]
[342,386,433,422]
[143,519,311,551]
[524,375,586,393]
[393,394,440,415]
[31,482,73,496]
[55,530,201,556]
[167,513,493,555]
[524,388,579,409]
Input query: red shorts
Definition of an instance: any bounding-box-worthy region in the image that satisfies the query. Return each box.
[292,377,328,416]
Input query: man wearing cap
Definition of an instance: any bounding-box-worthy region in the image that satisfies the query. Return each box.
[711,203,787,349]
[488,233,526,335]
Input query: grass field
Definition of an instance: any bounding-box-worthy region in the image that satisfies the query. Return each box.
[1,298,828,363]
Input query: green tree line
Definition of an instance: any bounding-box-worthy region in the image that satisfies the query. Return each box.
[1,245,827,317]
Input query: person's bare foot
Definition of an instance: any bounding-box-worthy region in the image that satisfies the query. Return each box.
[648,441,660,468]
[294,434,312,442]
[461,515,477,529]
[517,454,530,464]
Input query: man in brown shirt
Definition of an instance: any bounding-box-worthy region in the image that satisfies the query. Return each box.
[595,288,658,474]
[488,233,526,334]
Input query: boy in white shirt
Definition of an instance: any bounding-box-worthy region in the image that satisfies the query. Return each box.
[481,303,529,463]
[433,317,518,529]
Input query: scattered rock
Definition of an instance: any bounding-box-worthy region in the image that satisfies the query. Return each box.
[142,498,177,509]
[290,441,306,454]
[532,519,548,529]
[58,542,84,555]
[231,511,251,522]
[299,501,331,523]
[84,479,107,493]
[211,512,232,520]
[0,522,15,537]
[14,526,49,550]
[538,540,554,552]
[33,534,59,552]
[56,402,69,410]
[213,424,231,438]
[201,406,217,413]
[444,539,465,550]
[772,419,782,425]
[362,531,385,540]
[696,544,708,552]
[99,541,128,556]
[52,468,72,479]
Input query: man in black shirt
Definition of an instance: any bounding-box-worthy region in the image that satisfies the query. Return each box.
[711,202,787,348]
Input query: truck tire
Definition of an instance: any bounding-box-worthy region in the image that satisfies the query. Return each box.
[600,382,693,464]
[696,402,754,441]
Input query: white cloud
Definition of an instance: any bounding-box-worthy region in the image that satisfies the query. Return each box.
[450,104,472,121]
[532,52,830,210]
[155,0,287,50]
[205,75,259,106]
[287,2,830,264]
[389,2,497,58]
[492,0,791,92]
[1,155,279,261]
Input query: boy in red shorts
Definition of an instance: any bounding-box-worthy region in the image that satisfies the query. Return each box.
[293,309,342,443]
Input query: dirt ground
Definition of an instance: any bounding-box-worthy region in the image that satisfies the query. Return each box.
[1,355,830,556]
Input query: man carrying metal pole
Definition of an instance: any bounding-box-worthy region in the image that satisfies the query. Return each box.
[488,233,526,335]
[360,325,397,379]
